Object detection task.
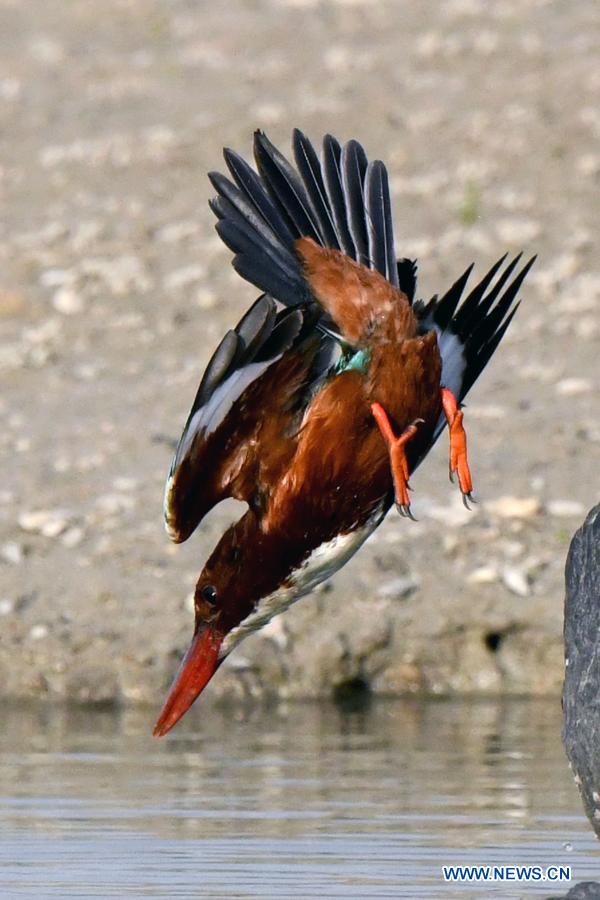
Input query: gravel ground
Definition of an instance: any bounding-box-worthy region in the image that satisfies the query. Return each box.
[0,0,598,709]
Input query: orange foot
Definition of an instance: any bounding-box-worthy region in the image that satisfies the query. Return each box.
[371,402,423,520]
[441,387,475,509]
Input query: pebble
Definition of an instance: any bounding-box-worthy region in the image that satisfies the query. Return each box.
[520,363,560,384]
[466,404,507,420]
[195,289,217,310]
[555,377,593,397]
[61,527,85,549]
[467,565,499,585]
[500,540,525,559]
[95,493,136,514]
[18,509,70,537]
[427,497,477,527]
[0,599,15,616]
[164,263,207,291]
[556,272,600,316]
[260,616,288,649]
[39,268,76,288]
[52,286,84,315]
[23,318,62,346]
[250,102,285,125]
[486,496,541,519]
[577,153,600,177]
[442,534,459,556]
[546,500,586,518]
[502,567,530,597]
[376,576,420,600]
[0,542,24,564]
[495,217,541,244]
[156,220,200,244]
[29,624,49,641]
[79,255,151,295]
[112,477,138,491]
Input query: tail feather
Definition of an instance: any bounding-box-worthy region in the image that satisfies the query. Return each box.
[423,254,536,405]
[461,252,522,330]
[464,302,521,396]
[465,255,536,391]
[429,263,474,329]
[397,258,418,302]
[451,254,507,333]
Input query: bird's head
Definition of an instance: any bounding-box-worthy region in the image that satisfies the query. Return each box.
[153,511,291,736]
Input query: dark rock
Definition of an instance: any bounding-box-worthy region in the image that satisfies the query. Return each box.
[563,504,600,837]
[547,881,600,899]
[553,883,600,900]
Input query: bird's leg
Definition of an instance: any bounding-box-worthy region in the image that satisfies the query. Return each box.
[371,402,423,520]
[441,387,475,509]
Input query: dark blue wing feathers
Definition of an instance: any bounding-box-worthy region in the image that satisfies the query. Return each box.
[209,129,401,306]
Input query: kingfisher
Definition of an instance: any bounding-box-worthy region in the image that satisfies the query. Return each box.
[153,129,534,736]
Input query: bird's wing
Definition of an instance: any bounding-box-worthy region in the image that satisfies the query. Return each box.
[164,295,339,543]
[413,252,536,455]
[209,129,402,344]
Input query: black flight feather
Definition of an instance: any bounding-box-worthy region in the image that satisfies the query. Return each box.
[428,263,474,329]
[364,160,399,287]
[341,139,370,265]
[235,294,278,359]
[253,131,322,243]
[397,258,418,303]
[223,149,297,252]
[436,255,536,402]
[321,134,356,257]
[292,129,341,250]
[215,218,307,308]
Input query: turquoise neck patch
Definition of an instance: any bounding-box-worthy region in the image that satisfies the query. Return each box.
[335,347,371,375]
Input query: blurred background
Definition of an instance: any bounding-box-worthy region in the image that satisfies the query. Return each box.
[1,0,599,895]
[1,0,597,709]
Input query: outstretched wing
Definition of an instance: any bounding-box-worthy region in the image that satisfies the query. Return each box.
[165,296,339,543]
[208,129,402,343]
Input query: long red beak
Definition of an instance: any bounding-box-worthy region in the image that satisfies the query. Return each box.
[153,626,224,737]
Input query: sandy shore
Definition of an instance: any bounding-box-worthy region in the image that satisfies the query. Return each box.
[0,0,598,707]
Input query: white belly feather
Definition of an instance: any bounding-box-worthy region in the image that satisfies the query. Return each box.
[219,505,386,659]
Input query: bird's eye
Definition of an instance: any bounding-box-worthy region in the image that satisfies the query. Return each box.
[201,585,218,606]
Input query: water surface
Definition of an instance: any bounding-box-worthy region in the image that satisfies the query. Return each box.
[0,699,597,898]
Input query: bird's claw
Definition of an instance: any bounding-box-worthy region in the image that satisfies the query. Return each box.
[396,502,418,522]
[442,387,475,511]
[462,491,477,510]
[371,403,423,522]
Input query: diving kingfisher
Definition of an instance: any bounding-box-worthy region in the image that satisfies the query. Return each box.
[153,129,534,736]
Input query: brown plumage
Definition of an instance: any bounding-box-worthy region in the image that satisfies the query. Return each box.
[153,128,535,736]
